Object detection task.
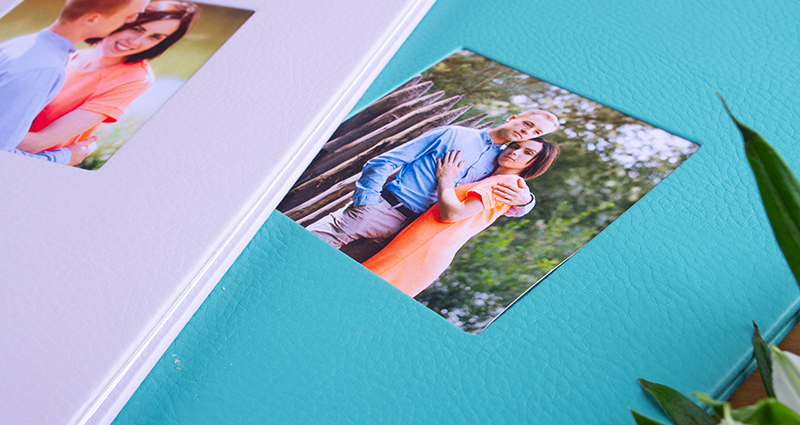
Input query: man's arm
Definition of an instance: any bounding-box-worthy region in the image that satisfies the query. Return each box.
[1,140,93,166]
[17,110,105,153]
[0,68,67,162]
[3,146,71,164]
[352,127,451,206]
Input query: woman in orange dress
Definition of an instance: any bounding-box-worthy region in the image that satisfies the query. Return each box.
[16,1,198,162]
[363,137,560,297]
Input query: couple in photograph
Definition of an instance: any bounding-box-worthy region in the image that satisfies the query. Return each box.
[0,0,197,166]
[309,109,561,296]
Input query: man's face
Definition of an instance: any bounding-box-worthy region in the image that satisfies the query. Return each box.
[86,0,149,39]
[496,113,556,143]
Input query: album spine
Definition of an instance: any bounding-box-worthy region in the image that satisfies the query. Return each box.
[74,0,437,423]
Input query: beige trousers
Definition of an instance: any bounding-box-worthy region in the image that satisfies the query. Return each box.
[307,199,415,250]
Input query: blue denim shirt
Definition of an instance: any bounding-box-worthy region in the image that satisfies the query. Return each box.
[0,30,74,164]
[353,125,535,216]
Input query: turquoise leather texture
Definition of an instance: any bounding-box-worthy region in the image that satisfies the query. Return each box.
[115,0,800,423]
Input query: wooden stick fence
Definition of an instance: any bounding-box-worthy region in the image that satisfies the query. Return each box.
[277,76,493,227]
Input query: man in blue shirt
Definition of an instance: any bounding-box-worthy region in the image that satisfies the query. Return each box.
[0,0,148,165]
[309,109,560,255]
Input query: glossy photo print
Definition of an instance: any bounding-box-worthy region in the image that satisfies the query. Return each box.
[278,50,699,333]
[0,0,252,169]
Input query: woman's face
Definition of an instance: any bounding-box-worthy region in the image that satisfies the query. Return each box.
[497,139,543,171]
[98,19,181,58]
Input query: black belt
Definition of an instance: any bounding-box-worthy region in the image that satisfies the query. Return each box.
[381,188,417,219]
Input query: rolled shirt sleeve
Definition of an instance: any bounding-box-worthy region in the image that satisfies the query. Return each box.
[6,146,71,163]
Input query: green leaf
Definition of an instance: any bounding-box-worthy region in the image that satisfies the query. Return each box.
[751,321,775,397]
[719,95,800,288]
[732,398,800,425]
[722,403,747,425]
[693,392,727,417]
[772,345,800,414]
[630,409,672,425]
[638,378,717,425]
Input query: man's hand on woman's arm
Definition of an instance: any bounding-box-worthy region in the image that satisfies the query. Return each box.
[492,181,532,206]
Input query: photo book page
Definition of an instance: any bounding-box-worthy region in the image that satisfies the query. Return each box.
[278,50,700,333]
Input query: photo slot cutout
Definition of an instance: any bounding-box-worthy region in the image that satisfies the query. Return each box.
[0,0,252,169]
[278,50,700,334]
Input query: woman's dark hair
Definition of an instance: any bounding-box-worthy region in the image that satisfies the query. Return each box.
[85,0,198,63]
[517,137,560,180]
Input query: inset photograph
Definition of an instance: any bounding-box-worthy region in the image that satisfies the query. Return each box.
[0,0,252,169]
[278,50,699,333]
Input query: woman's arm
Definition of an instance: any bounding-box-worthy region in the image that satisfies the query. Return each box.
[17,110,106,153]
[435,150,485,222]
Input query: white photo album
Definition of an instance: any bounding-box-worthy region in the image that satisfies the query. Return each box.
[0,0,435,423]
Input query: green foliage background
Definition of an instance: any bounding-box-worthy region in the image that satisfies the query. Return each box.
[0,0,252,169]
[414,51,699,333]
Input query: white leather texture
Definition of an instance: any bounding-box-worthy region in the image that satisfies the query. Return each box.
[0,0,435,423]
